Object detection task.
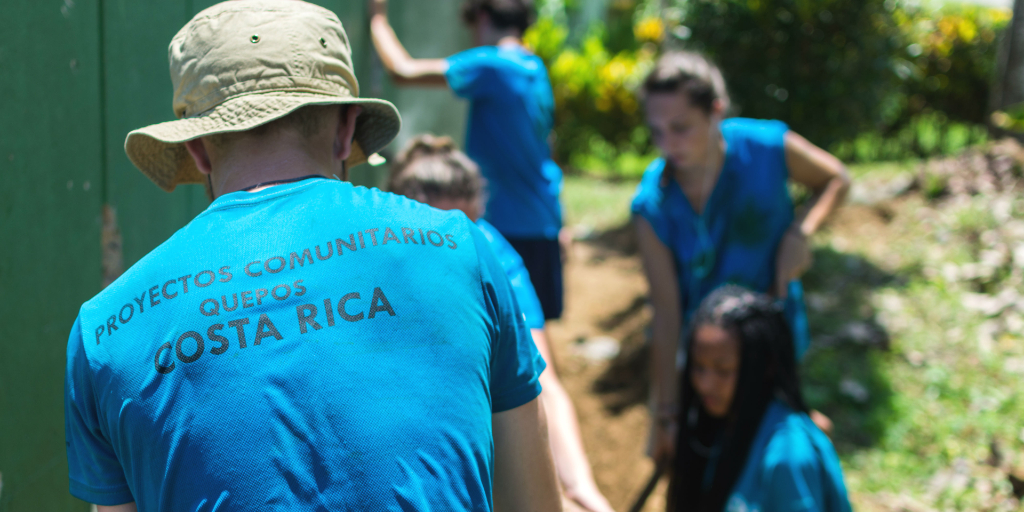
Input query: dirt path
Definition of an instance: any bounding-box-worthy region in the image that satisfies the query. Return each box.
[545,237,669,512]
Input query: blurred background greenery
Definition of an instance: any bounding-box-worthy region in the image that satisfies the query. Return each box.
[524,0,1015,177]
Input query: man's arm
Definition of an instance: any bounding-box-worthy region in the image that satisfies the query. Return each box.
[369,0,449,86]
[493,397,563,512]
[532,329,614,512]
[97,503,137,512]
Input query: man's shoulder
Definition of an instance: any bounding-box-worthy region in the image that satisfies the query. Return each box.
[342,186,481,247]
[80,183,476,330]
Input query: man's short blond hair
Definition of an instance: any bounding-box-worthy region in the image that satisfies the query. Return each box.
[205,104,341,150]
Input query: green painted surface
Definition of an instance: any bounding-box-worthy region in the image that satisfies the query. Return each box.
[0,1,473,510]
[102,1,209,267]
[0,0,104,510]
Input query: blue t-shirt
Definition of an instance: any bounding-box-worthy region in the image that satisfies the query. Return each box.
[476,219,546,330]
[631,118,810,358]
[725,401,852,512]
[446,45,563,239]
[65,178,546,511]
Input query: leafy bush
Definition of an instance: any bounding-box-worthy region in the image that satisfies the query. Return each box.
[681,0,905,149]
[526,14,659,178]
[832,112,989,164]
[528,0,1011,175]
[893,4,1010,126]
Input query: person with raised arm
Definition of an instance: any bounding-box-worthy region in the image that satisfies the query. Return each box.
[370,0,568,328]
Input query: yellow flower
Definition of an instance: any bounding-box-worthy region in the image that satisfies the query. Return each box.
[988,7,1012,25]
[634,17,665,43]
[937,17,956,37]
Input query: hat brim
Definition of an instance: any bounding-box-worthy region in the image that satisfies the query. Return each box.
[125,91,401,192]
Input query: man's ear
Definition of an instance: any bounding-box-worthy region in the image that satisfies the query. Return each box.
[333,105,363,161]
[184,138,213,175]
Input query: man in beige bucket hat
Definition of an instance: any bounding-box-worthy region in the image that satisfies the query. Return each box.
[64,1,561,511]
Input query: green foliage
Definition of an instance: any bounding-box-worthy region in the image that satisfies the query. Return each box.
[682,0,905,149]
[992,102,1024,133]
[831,112,989,163]
[894,4,1011,126]
[525,11,660,176]
[530,0,1011,176]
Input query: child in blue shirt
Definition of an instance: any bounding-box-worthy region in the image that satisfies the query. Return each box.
[388,134,614,512]
[371,0,566,321]
[672,285,852,512]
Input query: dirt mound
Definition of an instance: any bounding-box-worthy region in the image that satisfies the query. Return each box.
[918,138,1024,198]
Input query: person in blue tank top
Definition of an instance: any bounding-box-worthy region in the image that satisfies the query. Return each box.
[370,0,566,322]
[64,3,561,511]
[388,134,615,512]
[670,286,852,512]
[631,52,851,466]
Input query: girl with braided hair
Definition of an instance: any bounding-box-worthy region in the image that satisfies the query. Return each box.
[671,285,851,512]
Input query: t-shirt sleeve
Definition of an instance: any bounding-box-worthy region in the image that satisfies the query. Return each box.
[445,48,503,99]
[508,270,546,331]
[472,226,546,412]
[748,119,790,183]
[478,221,546,330]
[760,432,823,512]
[630,160,672,246]
[65,315,135,505]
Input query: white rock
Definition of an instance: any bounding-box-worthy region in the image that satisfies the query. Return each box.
[573,336,620,362]
[839,378,870,403]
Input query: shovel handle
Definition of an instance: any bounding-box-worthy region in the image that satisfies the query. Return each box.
[627,460,667,512]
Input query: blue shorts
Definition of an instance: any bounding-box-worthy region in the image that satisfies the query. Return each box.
[506,237,563,320]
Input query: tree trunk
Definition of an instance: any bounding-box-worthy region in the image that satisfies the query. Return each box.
[991,0,1024,138]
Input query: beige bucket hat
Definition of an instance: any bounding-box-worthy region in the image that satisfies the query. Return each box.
[125,0,401,192]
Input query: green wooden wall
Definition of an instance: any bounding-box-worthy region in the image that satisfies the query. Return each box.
[0,1,468,510]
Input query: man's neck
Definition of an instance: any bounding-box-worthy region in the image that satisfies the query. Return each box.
[481,27,522,47]
[210,142,333,197]
[495,35,522,47]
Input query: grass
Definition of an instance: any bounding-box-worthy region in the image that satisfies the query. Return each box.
[563,165,1024,510]
[561,175,640,232]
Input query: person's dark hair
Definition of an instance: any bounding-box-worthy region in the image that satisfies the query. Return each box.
[388,134,484,205]
[641,51,730,115]
[461,0,535,34]
[670,285,806,512]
